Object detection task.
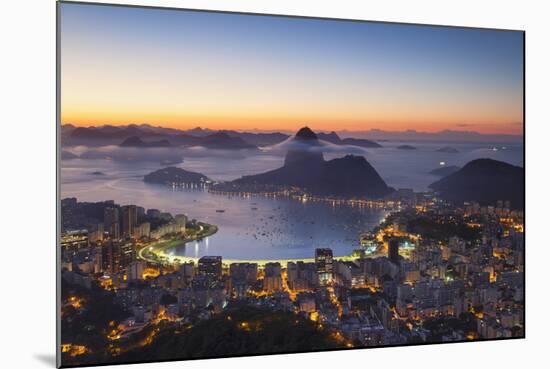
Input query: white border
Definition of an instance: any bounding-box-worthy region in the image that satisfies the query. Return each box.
[2,1,549,368]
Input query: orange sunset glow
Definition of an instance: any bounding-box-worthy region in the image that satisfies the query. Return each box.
[60,3,523,135]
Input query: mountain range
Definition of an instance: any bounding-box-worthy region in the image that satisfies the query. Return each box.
[120,136,171,148]
[61,124,386,150]
[175,132,258,150]
[317,131,382,148]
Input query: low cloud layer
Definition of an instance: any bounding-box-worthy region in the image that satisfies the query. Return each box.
[263,137,369,157]
[65,145,184,164]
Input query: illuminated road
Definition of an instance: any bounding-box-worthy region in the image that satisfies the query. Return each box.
[138,233,386,268]
[137,224,218,264]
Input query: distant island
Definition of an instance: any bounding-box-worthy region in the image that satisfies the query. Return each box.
[396,145,417,150]
[89,171,105,176]
[340,137,383,148]
[429,158,524,208]
[436,146,459,153]
[213,127,393,199]
[160,159,184,166]
[429,166,461,177]
[144,167,211,185]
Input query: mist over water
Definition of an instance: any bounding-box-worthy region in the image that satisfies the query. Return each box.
[265,136,369,156]
[61,140,523,260]
[359,141,523,191]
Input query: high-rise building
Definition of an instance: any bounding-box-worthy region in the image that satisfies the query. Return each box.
[89,223,104,243]
[198,256,222,279]
[388,238,400,265]
[287,261,317,290]
[134,222,151,239]
[174,214,187,233]
[119,241,135,270]
[315,248,333,286]
[127,260,146,280]
[230,263,258,284]
[104,207,120,239]
[263,262,282,293]
[121,205,138,238]
[191,276,226,312]
[93,245,103,274]
[136,206,145,218]
[179,262,195,284]
[99,241,114,274]
[100,240,135,274]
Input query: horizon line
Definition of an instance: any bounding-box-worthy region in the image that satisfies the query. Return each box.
[60,121,524,137]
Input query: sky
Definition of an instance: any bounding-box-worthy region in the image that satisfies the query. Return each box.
[60,2,524,134]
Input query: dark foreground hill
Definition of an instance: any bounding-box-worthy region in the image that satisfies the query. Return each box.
[116,307,345,363]
[429,158,524,208]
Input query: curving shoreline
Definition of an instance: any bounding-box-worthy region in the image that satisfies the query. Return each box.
[137,223,218,264]
[138,223,385,268]
[137,205,392,267]
[141,245,382,268]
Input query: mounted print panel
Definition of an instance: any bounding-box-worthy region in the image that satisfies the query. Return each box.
[57,1,525,367]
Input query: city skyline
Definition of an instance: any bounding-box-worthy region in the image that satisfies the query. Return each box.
[60,3,523,135]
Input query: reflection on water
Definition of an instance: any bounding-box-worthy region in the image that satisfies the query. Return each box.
[61,141,523,259]
[62,166,387,259]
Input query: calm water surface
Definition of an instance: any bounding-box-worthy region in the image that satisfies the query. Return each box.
[61,141,523,259]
